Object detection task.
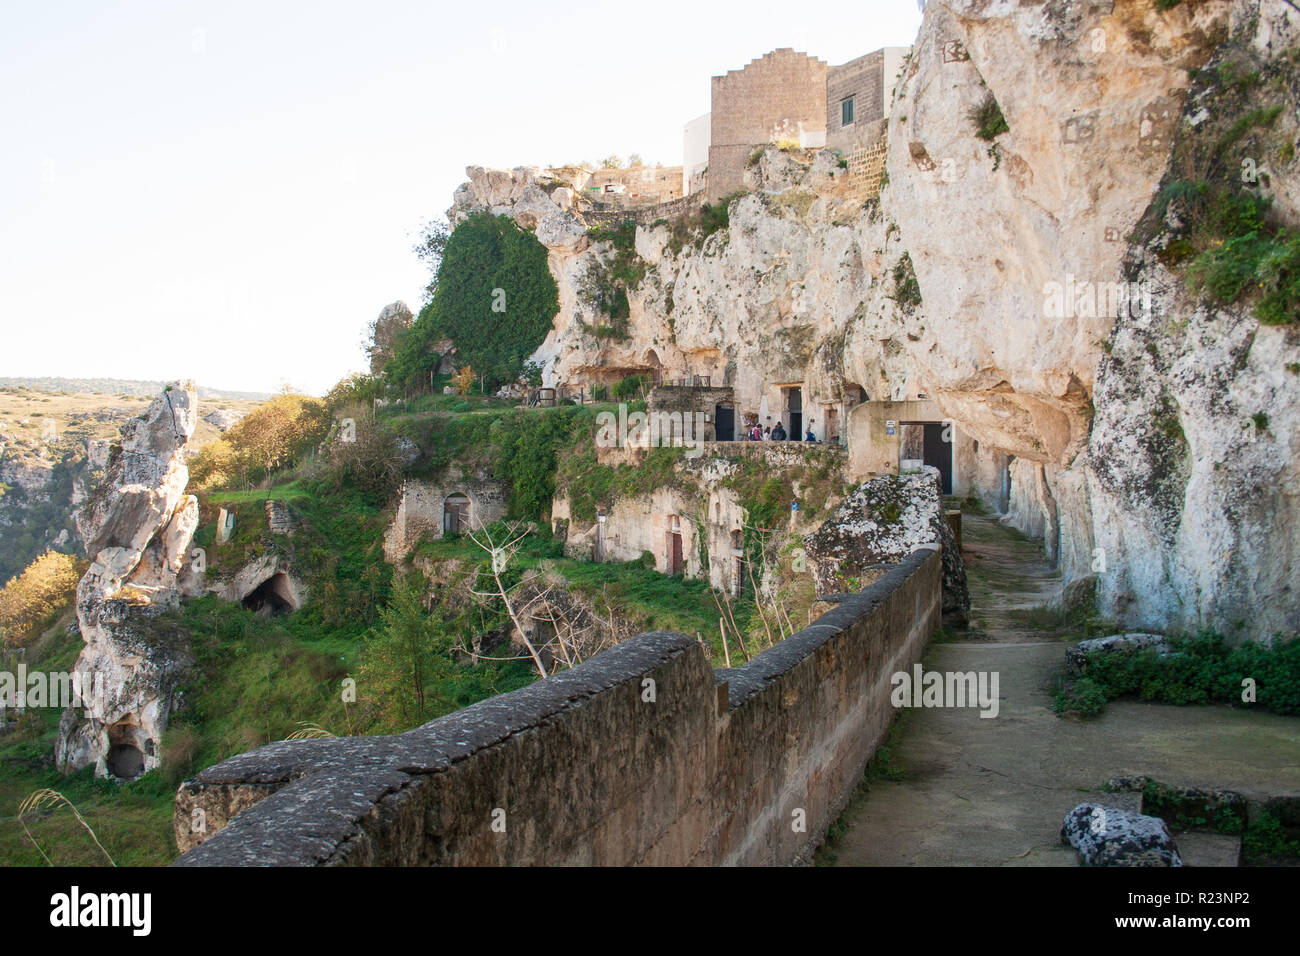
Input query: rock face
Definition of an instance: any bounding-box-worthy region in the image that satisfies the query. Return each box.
[368,301,415,375]
[1061,803,1182,866]
[202,409,244,432]
[889,0,1297,639]
[803,468,969,622]
[446,0,1296,642]
[57,383,199,780]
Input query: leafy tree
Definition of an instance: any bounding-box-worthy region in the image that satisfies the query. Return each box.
[356,574,454,732]
[600,155,623,169]
[324,372,383,413]
[452,366,477,396]
[392,213,558,392]
[413,219,451,303]
[223,392,331,481]
[0,550,82,648]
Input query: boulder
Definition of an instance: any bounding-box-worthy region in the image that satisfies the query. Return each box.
[511,184,561,230]
[1061,803,1182,867]
[802,468,970,623]
[1065,632,1170,675]
[536,210,589,252]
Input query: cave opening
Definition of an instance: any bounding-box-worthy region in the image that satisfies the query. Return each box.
[243,572,296,616]
[107,743,145,779]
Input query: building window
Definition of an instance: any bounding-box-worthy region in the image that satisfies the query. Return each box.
[841,96,855,127]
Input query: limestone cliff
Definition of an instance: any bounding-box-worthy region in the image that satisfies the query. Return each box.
[57,383,199,779]
[447,0,1298,641]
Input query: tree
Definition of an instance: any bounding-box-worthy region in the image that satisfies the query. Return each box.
[600,155,623,169]
[393,213,558,393]
[627,153,644,168]
[224,393,331,480]
[452,366,476,396]
[413,218,451,303]
[356,574,453,733]
[464,522,549,678]
[0,550,82,648]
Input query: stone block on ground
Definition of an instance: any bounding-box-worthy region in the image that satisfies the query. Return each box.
[1061,803,1182,867]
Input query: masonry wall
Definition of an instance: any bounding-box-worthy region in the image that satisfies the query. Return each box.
[172,550,941,866]
[382,471,508,562]
[708,49,827,201]
[826,50,886,153]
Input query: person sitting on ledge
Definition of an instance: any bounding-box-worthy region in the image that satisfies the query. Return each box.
[805,422,816,442]
[771,421,787,441]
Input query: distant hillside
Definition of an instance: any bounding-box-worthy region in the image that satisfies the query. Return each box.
[0,377,272,402]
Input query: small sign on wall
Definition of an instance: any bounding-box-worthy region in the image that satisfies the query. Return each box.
[886,419,896,436]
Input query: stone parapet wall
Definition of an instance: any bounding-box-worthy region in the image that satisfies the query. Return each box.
[172,550,940,865]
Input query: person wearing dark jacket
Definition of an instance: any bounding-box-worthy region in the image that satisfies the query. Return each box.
[771,421,787,441]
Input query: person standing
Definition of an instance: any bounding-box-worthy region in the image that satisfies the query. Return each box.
[772,421,787,441]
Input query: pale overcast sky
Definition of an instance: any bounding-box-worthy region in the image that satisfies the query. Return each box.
[0,0,923,395]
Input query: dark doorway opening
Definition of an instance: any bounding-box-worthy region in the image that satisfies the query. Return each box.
[922,423,953,494]
[666,517,684,575]
[714,405,734,442]
[243,573,295,615]
[785,387,803,440]
[443,493,470,535]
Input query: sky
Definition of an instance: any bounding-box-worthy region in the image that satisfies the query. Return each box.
[0,0,924,396]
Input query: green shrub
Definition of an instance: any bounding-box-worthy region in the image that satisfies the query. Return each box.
[892,252,922,309]
[1053,677,1108,717]
[1243,811,1300,861]
[968,93,1009,141]
[1065,631,1300,717]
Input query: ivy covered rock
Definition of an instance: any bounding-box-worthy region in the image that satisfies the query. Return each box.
[802,468,969,623]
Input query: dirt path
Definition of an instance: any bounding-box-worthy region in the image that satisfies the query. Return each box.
[821,513,1300,866]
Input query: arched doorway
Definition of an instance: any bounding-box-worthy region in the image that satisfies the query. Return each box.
[443,493,470,535]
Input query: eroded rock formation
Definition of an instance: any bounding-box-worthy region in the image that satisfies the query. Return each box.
[57,383,199,779]
[448,0,1297,641]
[803,468,970,622]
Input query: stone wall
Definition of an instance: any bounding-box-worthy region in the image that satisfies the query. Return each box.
[826,50,886,154]
[708,49,828,200]
[382,470,508,563]
[172,549,940,865]
[584,166,683,207]
[581,192,709,229]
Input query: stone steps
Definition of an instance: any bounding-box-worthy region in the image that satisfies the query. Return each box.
[1174,832,1242,867]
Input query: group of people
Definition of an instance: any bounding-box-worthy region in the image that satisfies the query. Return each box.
[746,420,817,442]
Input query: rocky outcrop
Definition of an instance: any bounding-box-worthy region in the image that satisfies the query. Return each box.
[368,301,415,375]
[1061,803,1182,866]
[446,0,1295,642]
[57,383,199,780]
[803,468,969,622]
[202,409,244,432]
[1082,1,1299,639]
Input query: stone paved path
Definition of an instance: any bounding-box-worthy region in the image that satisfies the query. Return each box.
[821,513,1300,866]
